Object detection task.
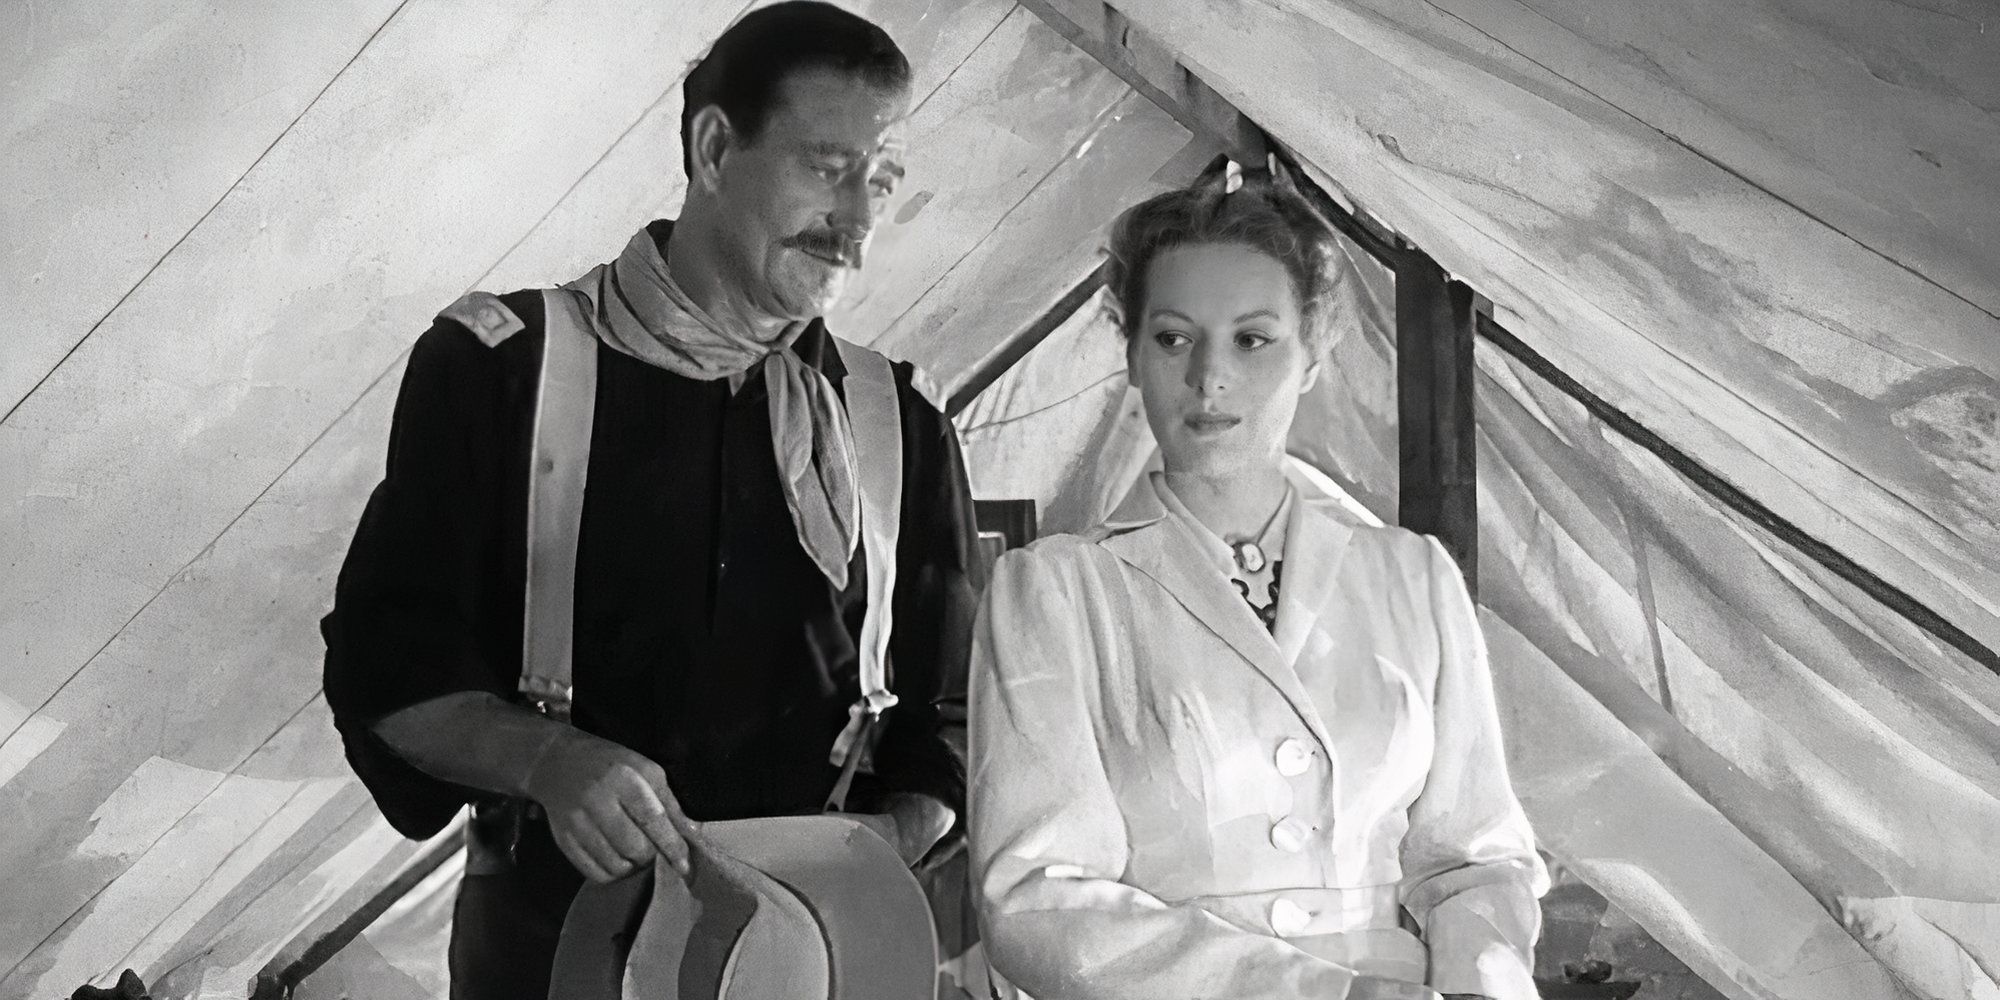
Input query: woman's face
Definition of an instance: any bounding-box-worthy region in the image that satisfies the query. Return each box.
[1128,243,1321,477]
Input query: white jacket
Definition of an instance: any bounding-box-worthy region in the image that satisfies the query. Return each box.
[969,470,1547,1000]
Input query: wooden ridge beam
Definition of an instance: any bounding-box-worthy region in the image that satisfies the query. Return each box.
[1018,0,1265,165]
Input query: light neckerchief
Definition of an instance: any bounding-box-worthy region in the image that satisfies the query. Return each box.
[563,225,861,590]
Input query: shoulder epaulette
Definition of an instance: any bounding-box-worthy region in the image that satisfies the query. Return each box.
[438,291,525,348]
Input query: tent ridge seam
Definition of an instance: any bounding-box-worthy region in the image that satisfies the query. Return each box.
[0,0,419,429]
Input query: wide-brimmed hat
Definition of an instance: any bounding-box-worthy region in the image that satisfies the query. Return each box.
[547,815,938,1000]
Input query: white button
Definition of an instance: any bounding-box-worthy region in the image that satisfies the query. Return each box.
[1269,816,1311,853]
[1269,898,1313,936]
[1275,738,1313,776]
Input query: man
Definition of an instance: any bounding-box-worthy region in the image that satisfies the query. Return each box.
[320,5,973,998]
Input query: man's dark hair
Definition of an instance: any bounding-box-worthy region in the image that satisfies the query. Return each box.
[681,2,912,177]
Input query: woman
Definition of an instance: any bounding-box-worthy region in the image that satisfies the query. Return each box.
[968,159,1547,1000]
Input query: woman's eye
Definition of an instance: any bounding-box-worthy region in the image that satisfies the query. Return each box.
[1153,331,1191,349]
[1235,331,1273,350]
[870,178,896,197]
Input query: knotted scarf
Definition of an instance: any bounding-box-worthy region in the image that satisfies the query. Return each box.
[564,227,861,589]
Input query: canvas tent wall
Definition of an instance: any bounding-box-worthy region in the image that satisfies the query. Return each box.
[1,2,1191,994]
[3,1,1995,999]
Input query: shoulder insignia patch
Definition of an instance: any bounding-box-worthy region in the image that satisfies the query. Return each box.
[438,291,525,348]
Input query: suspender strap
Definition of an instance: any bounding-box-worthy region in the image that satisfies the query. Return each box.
[517,293,903,810]
[825,337,903,812]
[519,289,599,721]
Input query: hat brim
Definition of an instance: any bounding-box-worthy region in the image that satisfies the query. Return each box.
[550,867,653,1000]
[549,816,937,1000]
[706,815,939,1000]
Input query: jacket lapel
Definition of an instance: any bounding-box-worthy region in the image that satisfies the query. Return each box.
[1272,489,1356,673]
[1272,468,1366,760]
[1098,476,1335,754]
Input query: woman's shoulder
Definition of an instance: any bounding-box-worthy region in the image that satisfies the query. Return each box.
[979,535,1122,649]
[988,530,1137,604]
[1344,520,1442,560]
[993,531,1114,578]
[1282,462,1440,565]
[1296,499,1453,590]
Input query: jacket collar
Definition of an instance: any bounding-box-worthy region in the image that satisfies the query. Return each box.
[1098,469,1358,755]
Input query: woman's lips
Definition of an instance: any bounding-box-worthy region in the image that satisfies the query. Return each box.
[1183,412,1242,434]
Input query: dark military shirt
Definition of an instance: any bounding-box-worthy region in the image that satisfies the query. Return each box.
[321,224,974,863]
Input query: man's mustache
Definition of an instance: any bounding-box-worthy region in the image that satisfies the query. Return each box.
[781,230,866,268]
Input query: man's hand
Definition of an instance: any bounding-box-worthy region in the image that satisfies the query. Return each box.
[370,692,701,882]
[524,728,701,884]
[835,792,955,867]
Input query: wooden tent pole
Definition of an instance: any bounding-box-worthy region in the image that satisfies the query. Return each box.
[1393,249,1480,595]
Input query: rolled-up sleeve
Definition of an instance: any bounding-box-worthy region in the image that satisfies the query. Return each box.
[970,543,1366,1000]
[321,321,520,839]
[1398,536,1549,999]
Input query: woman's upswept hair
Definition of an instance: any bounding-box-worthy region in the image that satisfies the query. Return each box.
[1104,153,1346,355]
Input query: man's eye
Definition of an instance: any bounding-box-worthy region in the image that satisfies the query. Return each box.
[811,163,842,180]
[870,178,896,197]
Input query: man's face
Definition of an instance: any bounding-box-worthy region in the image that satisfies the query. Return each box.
[709,67,910,322]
